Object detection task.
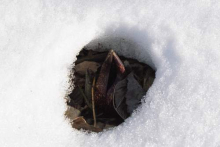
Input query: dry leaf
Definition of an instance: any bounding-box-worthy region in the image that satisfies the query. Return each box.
[143,68,155,91]
[75,52,108,64]
[113,77,129,119]
[75,61,100,76]
[65,106,80,121]
[126,73,146,114]
[68,87,84,109]
[72,117,102,132]
[113,72,146,119]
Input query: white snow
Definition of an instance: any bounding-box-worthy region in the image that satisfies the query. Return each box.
[1,0,220,146]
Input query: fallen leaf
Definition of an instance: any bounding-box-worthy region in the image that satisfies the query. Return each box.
[126,73,146,114]
[106,51,126,106]
[130,63,145,85]
[68,87,84,109]
[75,52,108,64]
[113,77,129,119]
[113,72,146,119]
[74,61,100,76]
[73,74,85,88]
[65,106,80,121]
[96,122,105,129]
[104,124,115,130]
[72,117,102,132]
[143,67,155,91]
[123,60,132,74]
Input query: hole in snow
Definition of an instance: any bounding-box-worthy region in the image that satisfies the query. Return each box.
[65,37,155,133]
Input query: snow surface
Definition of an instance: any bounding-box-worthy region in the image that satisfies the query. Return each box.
[1,0,220,146]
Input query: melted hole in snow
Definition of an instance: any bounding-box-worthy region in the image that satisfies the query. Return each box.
[65,41,155,133]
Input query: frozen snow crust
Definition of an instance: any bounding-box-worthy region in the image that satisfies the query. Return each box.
[1,0,220,146]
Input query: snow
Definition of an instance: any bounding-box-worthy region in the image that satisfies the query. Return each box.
[1,0,220,146]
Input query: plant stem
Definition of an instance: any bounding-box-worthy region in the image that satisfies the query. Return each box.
[92,77,97,127]
[78,86,92,109]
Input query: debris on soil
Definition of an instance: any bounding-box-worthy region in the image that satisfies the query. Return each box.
[72,117,102,133]
[66,47,155,132]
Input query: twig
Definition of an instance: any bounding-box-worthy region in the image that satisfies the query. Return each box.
[92,77,97,127]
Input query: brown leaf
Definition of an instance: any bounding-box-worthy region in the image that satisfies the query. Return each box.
[104,124,115,130]
[65,106,80,121]
[75,52,108,64]
[74,61,100,76]
[72,117,102,132]
[73,74,85,88]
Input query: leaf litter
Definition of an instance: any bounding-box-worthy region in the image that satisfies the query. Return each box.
[66,47,155,132]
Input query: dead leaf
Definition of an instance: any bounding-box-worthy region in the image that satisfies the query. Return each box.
[143,77,154,92]
[104,124,115,130]
[113,72,146,119]
[96,122,105,129]
[130,63,145,85]
[72,117,102,132]
[75,52,108,64]
[113,77,129,119]
[73,74,85,88]
[143,67,155,91]
[68,87,84,109]
[123,60,132,74]
[65,106,80,121]
[74,61,100,76]
[126,73,146,114]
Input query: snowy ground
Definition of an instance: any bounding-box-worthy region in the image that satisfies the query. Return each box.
[1,0,220,147]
